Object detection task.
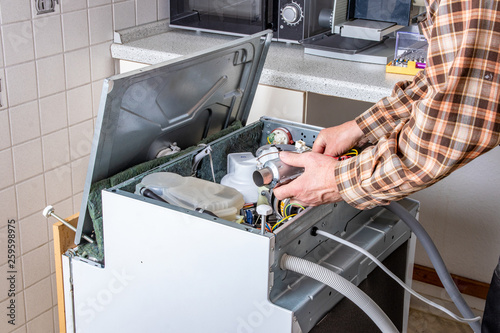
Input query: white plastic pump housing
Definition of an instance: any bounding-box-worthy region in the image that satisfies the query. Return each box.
[221,152,260,203]
[136,172,245,221]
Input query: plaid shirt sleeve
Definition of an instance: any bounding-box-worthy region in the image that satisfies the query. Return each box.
[335,0,500,210]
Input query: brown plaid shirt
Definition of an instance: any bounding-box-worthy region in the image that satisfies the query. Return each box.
[335,0,500,209]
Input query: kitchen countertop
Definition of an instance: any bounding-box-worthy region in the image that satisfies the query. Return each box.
[111,22,411,103]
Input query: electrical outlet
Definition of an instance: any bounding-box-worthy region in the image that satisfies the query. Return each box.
[35,0,59,15]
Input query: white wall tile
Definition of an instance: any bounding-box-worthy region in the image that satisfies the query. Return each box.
[24,276,52,321]
[0,226,6,266]
[60,0,87,13]
[19,213,49,255]
[90,42,114,80]
[5,62,38,107]
[22,244,51,288]
[27,308,54,333]
[69,119,93,160]
[113,0,136,30]
[52,195,74,217]
[89,5,114,45]
[136,0,158,25]
[42,129,70,171]
[0,0,163,325]
[92,81,104,117]
[61,9,89,51]
[11,323,27,333]
[0,0,32,25]
[67,84,93,125]
[0,187,17,227]
[39,92,68,135]
[64,49,91,89]
[44,164,73,204]
[71,155,90,194]
[0,149,15,190]
[12,139,43,182]
[0,32,4,68]
[72,191,83,213]
[158,0,169,20]
[0,291,26,331]
[36,54,66,98]
[9,101,40,145]
[33,16,63,58]
[1,21,35,66]
[16,175,46,219]
[89,0,112,7]
[0,110,12,150]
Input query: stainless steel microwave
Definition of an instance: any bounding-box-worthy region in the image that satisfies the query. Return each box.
[169,0,332,43]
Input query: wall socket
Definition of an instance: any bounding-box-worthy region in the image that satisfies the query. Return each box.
[35,0,59,15]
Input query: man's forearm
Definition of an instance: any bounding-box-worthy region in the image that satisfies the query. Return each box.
[356,71,429,145]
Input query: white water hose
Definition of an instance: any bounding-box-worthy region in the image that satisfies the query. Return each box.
[280,253,399,333]
[314,229,480,324]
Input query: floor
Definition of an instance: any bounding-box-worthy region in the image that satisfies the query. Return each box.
[408,308,472,333]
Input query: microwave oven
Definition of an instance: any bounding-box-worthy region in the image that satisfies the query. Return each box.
[169,0,333,43]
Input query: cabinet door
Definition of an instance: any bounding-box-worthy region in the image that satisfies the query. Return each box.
[248,85,305,124]
[305,92,374,128]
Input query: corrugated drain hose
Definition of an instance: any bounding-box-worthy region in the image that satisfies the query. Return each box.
[280,254,399,333]
[386,201,481,333]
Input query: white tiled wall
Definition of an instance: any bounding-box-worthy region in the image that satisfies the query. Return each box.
[0,0,169,332]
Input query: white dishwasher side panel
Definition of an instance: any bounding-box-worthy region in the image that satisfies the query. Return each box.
[65,190,296,333]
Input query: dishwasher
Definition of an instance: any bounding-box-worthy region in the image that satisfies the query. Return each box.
[57,30,417,333]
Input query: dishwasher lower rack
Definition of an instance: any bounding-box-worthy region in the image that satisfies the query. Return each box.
[62,117,418,333]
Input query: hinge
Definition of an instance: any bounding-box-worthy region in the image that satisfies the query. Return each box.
[191,144,212,176]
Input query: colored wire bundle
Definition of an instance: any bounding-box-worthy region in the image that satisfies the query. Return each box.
[283,203,305,217]
[272,202,306,231]
[336,148,359,161]
[272,214,296,231]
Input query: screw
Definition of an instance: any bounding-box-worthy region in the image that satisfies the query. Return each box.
[43,205,94,244]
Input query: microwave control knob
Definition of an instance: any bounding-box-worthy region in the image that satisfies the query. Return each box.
[281,2,303,26]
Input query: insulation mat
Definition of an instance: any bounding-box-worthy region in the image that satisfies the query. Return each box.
[77,121,264,262]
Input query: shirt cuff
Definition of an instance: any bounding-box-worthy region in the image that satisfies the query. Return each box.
[334,155,387,210]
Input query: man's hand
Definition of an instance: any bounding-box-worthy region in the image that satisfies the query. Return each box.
[272,120,366,206]
[313,120,367,156]
[272,151,342,206]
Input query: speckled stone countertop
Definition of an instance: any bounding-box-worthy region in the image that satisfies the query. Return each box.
[111,22,411,103]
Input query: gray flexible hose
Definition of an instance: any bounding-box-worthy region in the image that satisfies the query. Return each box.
[281,254,399,333]
[386,201,481,333]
